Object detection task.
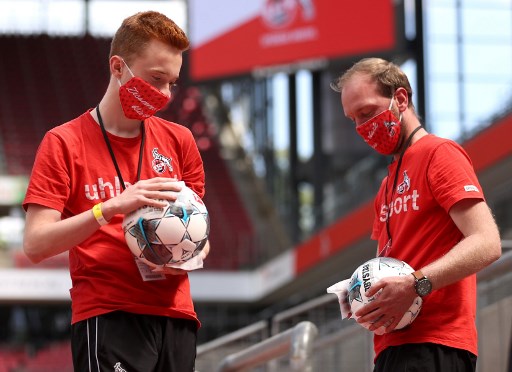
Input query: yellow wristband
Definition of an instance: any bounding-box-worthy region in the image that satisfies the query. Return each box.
[92,202,109,226]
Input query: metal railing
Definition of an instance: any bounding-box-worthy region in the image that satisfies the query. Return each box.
[196,321,269,372]
[216,321,318,372]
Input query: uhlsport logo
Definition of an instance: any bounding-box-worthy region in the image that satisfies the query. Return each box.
[152,148,173,174]
[85,176,127,200]
[464,185,479,192]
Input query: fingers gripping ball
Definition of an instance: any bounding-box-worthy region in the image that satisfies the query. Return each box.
[347,257,423,334]
[122,185,210,268]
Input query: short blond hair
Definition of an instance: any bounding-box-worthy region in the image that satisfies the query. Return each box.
[331,58,415,110]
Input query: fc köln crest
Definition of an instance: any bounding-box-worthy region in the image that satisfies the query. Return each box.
[151,148,173,174]
[396,171,411,194]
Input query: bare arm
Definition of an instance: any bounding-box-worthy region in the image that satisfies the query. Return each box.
[24,205,102,262]
[356,199,501,332]
[23,177,184,263]
[422,199,501,289]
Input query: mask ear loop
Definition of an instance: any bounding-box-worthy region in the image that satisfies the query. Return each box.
[389,94,403,123]
[117,57,135,86]
[388,95,395,110]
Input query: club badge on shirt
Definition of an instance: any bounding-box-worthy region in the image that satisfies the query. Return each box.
[151,148,173,174]
[396,171,411,194]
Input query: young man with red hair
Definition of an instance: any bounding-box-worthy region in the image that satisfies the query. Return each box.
[23,11,207,371]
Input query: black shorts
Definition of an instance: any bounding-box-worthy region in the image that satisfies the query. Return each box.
[374,343,477,372]
[71,311,197,372]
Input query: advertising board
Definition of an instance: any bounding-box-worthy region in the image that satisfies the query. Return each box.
[189,0,396,81]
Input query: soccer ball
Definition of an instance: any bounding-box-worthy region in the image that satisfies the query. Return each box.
[122,185,209,268]
[347,257,422,334]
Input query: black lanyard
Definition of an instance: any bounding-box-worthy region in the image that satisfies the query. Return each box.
[383,125,423,252]
[96,106,145,191]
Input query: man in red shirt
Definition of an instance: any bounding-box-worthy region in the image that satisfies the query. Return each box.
[331,58,501,371]
[23,11,207,372]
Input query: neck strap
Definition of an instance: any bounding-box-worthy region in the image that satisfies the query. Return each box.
[96,105,145,191]
[382,125,423,254]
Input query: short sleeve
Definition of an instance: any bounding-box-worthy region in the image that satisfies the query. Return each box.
[427,141,484,213]
[180,129,205,199]
[23,131,71,213]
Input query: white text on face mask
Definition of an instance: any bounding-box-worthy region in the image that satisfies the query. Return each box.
[126,86,158,111]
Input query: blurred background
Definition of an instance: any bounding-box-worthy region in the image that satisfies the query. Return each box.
[0,0,511,371]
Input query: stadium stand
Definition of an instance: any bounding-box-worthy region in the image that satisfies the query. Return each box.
[0,35,110,175]
[0,348,25,372]
[0,341,72,372]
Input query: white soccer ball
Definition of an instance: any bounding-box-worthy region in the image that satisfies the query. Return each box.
[122,185,209,268]
[347,257,422,335]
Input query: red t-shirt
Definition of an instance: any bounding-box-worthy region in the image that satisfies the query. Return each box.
[23,110,205,326]
[371,134,484,359]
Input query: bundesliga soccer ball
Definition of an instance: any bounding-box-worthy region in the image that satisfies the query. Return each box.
[347,257,422,334]
[122,185,209,268]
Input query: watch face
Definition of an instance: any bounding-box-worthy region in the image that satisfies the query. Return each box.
[416,278,432,296]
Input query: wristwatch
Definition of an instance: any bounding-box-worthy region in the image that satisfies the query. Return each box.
[412,270,432,297]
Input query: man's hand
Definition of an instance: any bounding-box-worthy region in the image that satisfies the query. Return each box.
[354,274,417,333]
[102,177,184,220]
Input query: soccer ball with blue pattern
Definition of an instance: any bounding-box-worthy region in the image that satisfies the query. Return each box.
[122,185,209,268]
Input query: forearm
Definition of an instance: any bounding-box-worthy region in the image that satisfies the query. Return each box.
[420,209,501,291]
[24,178,190,263]
[24,207,102,263]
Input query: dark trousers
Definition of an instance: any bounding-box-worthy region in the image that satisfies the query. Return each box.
[71,311,197,372]
[374,343,477,372]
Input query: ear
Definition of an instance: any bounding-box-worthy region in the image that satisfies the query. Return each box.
[394,87,409,113]
[109,56,124,79]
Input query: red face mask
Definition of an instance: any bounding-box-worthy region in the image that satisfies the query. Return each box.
[356,96,402,155]
[118,60,170,120]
